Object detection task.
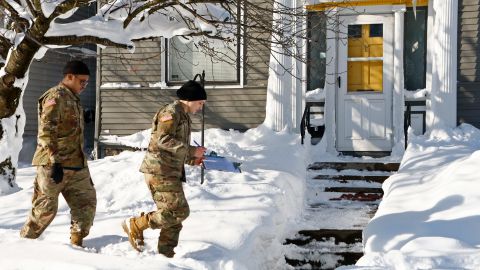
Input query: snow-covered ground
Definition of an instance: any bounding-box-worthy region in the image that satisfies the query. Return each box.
[0,126,307,270]
[3,123,480,269]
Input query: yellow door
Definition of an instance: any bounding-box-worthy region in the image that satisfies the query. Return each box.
[347,24,384,92]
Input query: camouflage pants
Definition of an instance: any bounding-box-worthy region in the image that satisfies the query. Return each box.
[145,174,190,254]
[20,166,97,239]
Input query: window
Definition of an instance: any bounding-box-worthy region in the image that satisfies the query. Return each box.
[404,7,427,90]
[167,36,239,83]
[347,23,384,92]
[166,3,241,85]
[307,12,327,90]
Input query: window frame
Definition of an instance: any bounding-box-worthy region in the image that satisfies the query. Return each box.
[164,5,242,86]
[306,11,327,91]
[403,6,428,90]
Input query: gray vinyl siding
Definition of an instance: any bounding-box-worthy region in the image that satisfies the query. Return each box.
[99,87,267,136]
[458,0,480,127]
[97,29,270,137]
[100,39,163,86]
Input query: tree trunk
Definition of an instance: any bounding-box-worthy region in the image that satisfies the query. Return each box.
[0,35,41,193]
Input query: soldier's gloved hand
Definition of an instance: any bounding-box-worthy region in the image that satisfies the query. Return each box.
[51,163,64,184]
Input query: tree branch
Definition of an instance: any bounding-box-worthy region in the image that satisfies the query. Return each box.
[43,35,131,49]
[32,0,42,17]
[0,0,30,29]
[49,0,90,19]
[23,0,38,17]
[123,0,177,29]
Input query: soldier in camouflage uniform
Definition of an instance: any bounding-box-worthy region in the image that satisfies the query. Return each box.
[122,80,207,258]
[20,60,97,247]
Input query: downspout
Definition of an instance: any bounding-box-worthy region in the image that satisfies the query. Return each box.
[393,5,406,153]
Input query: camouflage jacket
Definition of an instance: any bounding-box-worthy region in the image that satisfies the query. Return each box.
[32,84,87,168]
[140,101,196,178]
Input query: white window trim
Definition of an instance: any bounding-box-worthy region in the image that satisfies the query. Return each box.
[162,35,244,88]
[161,4,245,88]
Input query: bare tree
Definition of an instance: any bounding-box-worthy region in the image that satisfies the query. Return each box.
[0,0,346,190]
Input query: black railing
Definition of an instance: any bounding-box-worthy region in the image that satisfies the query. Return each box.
[300,101,325,144]
[404,100,426,148]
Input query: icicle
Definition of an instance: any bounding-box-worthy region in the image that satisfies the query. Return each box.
[412,0,417,19]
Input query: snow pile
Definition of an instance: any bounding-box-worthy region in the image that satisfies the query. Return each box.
[0,125,307,270]
[100,129,151,149]
[340,123,480,269]
[101,83,142,88]
[305,88,325,102]
[404,88,428,100]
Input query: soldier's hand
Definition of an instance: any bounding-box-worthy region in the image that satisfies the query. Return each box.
[193,146,207,158]
[51,163,64,184]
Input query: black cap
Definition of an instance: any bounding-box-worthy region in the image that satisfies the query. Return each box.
[176,80,207,101]
[63,60,90,75]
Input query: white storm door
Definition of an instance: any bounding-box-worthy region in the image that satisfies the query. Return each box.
[336,14,394,152]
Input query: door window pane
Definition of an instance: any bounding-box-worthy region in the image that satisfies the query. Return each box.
[369,24,383,37]
[348,25,362,38]
[347,24,383,92]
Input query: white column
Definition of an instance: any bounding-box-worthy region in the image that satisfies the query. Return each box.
[393,6,405,150]
[427,0,458,130]
[325,11,338,154]
[264,0,293,131]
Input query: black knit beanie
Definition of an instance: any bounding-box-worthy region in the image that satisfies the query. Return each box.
[177,80,207,101]
[63,60,90,75]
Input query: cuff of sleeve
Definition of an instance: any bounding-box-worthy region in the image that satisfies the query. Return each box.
[188,145,197,158]
[186,157,196,166]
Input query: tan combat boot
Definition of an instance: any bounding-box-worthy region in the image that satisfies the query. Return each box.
[122,212,150,251]
[70,232,83,247]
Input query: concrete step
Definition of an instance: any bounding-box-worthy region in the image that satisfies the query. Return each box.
[308,162,400,172]
[312,174,390,183]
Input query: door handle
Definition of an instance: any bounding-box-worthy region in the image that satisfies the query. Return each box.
[337,76,341,88]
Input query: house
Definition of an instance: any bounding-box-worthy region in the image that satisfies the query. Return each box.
[94,15,270,157]
[95,0,478,157]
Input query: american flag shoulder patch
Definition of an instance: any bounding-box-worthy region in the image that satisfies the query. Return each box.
[45,99,56,107]
[160,114,173,122]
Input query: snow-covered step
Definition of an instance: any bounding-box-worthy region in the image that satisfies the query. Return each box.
[312,174,390,183]
[308,189,382,205]
[284,229,363,269]
[285,250,363,270]
[324,187,383,193]
[284,161,400,269]
[307,179,382,189]
[287,229,362,245]
[308,162,400,172]
[302,203,376,229]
